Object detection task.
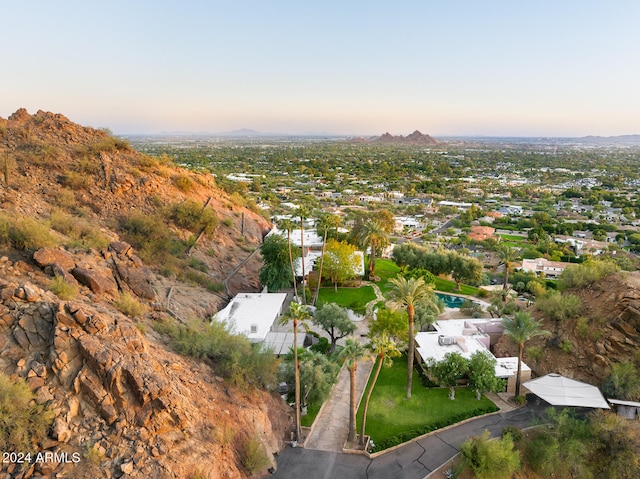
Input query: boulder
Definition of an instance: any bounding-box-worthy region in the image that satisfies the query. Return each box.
[33,248,76,271]
[71,267,118,296]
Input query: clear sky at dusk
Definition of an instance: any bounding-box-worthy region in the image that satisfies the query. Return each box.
[2,1,639,136]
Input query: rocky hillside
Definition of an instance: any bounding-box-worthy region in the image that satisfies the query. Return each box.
[0,109,291,478]
[495,271,640,387]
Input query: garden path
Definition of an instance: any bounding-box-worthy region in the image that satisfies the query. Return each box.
[364,282,386,318]
[303,357,374,452]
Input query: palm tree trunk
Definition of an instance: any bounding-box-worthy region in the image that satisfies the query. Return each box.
[503,262,509,290]
[407,306,415,400]
[287,230,298,300]
[300,220,306,304]
[294,320,301,441]
[360,354,383,446]
[348,365,357,443]
[515,344,523,398]
[313,229,328,305]
[369,239,377,277]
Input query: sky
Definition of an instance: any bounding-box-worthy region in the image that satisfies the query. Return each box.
[2,1,640,137]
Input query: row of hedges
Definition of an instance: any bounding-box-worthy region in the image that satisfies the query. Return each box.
[372,403,499,451]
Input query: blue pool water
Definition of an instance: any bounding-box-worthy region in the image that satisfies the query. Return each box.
[436,293,467,308]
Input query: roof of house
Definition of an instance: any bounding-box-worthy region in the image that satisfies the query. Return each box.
[216,293,287,342]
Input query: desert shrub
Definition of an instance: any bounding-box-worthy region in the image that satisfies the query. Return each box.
[169,200,218,236]
[535,290,582,321]
[173,175,195,192]
[526,345,544,362]
[121,210,185,262]
[459,429,521,479]
[575,317,589,338]
[88,135,130,153]
[239,435,271,475]
[153,318,278,389]
[602,361,640,401]
[0,214,58,251]
[222,218,233,227]
[114,292,147,317]
[54,188,77,209]
[49,275,79,300]
[0,373,54,452]
[60,171,92,189]
[560,340,573,353]
[559,260,620,290]
[50,211,110,251]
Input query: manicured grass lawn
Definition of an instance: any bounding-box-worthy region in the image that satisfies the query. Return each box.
[370,258,401,294]
[433,277,480,296]
[497,233,528,242]
[316,285,376,313]
[357,356,497,448]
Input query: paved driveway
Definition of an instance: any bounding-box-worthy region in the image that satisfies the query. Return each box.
[272,402,547,479]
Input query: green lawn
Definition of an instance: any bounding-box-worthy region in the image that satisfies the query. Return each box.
[316,285,376,313]
[370,258,401,294]
[357,356,498,449]
[433,277,480,296]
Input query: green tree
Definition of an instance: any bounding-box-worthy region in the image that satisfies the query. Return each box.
[602,361,640,401]
[387,276,436,400]
[468,350,501,400]
[449,253,483,290]
[279,348,339,410]
[460,429,521,479]
[259,234,300,292]
[429,351,469,400]
[322,239,359,291]
[312,303,356,352]
[360,333,401,446]
[278,218,298,300]
[367,307,408,345]
[497,245,521,291]
[502,311,549,397]
[357,220,389,278]
[339,337,367,443]
[298,205,310,304]
[281,301,312,442]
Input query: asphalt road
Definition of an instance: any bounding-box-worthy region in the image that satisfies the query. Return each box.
[271,401,548,479]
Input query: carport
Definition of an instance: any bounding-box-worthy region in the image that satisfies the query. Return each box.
[523,373,610,409]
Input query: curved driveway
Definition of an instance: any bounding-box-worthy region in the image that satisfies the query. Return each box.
[272,402,546,479]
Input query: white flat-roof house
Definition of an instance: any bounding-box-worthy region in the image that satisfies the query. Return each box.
[521,258,570,279]
[415,319,530,395]
[216,293,287,343]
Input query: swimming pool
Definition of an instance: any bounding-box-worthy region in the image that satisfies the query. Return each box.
[436,293,469,308]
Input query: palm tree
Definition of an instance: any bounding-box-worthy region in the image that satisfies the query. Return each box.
[387,276,435,400]
[281,301,312,442]
[358,220,389,278]
[501,311,549,398]
[313,213,340,305]
[278,218,298,300]
[497,245,521,292]
[338,337,367,443]
[360,333,401,446]
[298,205,310,304]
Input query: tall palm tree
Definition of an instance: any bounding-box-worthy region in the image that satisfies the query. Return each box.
[497,245,521,292]
[298,205,310,304]
[278,218,298,300]
[358,220,389,278]
[360,333,401,446]
[339,337,367,443]
[501,311,549,397]
[387,276,435,400]
[281,301,312,442]
[313,213,340,305]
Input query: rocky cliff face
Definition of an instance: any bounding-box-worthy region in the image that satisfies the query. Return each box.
[495,272,640,387]
[0,109,291,478]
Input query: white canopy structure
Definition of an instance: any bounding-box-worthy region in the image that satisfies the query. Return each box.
[523,373,610,409]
